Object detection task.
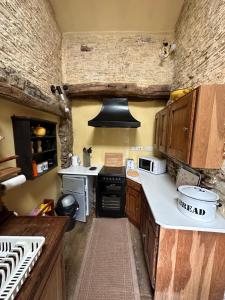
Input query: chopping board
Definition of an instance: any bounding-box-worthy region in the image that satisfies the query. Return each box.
[176,167,201,188]
[105,153,123,167]
[127,169,139,177]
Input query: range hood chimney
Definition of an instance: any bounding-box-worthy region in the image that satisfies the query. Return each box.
[88,98,141,128]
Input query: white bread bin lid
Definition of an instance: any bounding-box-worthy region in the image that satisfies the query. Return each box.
[178,185,219,202]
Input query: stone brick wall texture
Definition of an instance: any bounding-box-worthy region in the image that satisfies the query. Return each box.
[172,0,225,209]
[0,0,62,97]
[62,32,174,86]
[173,0,225,89]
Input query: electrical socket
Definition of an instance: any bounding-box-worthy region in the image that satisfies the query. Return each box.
[130,146,143,151]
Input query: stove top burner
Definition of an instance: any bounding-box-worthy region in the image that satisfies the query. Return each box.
[99,166,126,177]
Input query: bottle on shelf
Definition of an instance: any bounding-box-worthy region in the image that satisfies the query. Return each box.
[32,160,38,177]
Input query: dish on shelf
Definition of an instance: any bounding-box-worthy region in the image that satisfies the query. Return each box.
[32,125,46,137]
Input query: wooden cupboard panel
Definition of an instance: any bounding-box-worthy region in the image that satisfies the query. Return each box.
[140,191,159,289]
[40,251,65,300]
[154,112,160,148]
[190,85,225,168]
[127,178,142,191]
[167,90,196,163]
[125,180,142,228]
[145,218,159,289]
[158,108,168,153]
[155,229,225,300]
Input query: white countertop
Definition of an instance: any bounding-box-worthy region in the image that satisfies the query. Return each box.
[58,165,225,233]
[127,169,225,233]
[58,165,102,176]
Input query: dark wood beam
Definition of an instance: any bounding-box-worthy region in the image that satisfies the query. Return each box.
[0,82,63,117]
[65,83,171,100]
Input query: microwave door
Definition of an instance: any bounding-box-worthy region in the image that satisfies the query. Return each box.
[140,159,151,171]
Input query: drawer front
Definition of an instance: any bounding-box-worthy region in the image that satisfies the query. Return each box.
[126,178,142,192]
[63,175,85,194]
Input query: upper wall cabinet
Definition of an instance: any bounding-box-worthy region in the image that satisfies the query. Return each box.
[154,85,225,169]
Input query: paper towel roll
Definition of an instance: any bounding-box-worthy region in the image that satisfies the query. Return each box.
[1,175,26,191]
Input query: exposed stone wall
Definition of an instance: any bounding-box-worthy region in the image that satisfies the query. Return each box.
[62,32,174,86]
[0,0,73,168]
[171,0,225,208]
[173,0,225,89]
[0,0,62,97]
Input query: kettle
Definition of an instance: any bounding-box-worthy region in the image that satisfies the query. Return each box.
[126,158,135,169]
[72,155,81,167]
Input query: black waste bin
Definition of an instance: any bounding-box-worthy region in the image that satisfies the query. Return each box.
[55,194,79,231]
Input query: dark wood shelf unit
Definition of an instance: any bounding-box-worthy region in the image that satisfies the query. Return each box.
[11,116,58,180]
[31,135,56,140]
[32,165,56,180]
[32,149,57,157]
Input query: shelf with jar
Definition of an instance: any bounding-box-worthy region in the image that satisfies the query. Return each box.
[11,116,58,180]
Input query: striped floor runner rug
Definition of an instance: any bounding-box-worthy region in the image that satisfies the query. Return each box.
[74,218,140,300]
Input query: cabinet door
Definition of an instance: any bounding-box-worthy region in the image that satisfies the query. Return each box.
[167,91,196,163]
[158,108,168,153]
[154,112,160,148]
[145,215,159,289]
[126,185,141,228]
[141,192,159,290]
[39,252,65,300]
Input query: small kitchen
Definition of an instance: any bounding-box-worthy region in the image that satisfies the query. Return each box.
[0,1,225,300]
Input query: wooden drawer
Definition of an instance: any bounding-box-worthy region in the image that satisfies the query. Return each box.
[126,178,142,192]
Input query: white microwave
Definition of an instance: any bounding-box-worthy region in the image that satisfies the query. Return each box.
[138,156,166,175]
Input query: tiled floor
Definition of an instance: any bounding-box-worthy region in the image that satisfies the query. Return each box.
[64,214,153,300]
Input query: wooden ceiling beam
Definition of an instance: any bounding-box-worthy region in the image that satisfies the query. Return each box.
[64,83,171,100]
[0,82,63,117]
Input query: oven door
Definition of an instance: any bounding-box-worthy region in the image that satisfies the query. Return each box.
[139,158,151,172]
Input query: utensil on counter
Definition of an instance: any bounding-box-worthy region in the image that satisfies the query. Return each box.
[83,147,92,167]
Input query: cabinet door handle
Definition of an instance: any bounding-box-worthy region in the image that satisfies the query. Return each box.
[142,234,146,239]
[135,207,139,211]
[183,127,189,134]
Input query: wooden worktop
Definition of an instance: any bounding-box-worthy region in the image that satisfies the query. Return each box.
[0,215,68,300]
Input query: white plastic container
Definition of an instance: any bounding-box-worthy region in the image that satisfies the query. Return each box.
[0,236,45,300]
[177,185,219,222]
[72,155,81,166]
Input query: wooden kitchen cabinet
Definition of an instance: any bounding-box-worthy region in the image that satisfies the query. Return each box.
[125,179,142,228]
[140,191,159,289]
[39,248,65,300]
[155,107,169,154]
[167,90,196,162]
[140,193,225,299]
[155,84,225,169]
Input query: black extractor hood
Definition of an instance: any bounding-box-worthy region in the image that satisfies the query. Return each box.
[88,98,141,128]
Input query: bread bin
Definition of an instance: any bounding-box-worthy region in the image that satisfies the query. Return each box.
[177,185,219,222]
